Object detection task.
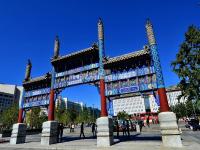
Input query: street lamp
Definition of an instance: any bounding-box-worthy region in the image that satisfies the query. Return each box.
[93,104,95,122]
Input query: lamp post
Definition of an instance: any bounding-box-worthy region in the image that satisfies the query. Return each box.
[93,104,95,122]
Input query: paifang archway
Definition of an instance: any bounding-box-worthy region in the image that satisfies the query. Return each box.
[13,19,182,147]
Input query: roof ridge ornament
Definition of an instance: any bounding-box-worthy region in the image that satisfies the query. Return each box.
[92,42,98,48]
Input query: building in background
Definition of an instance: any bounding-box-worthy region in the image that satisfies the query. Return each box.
[112,93,159,116]
[111,85,185,117]
[0,84,23,113]
[55,96,84,112]
[166,85,187,106]
[55,96,100,118]
[87,106,101,120]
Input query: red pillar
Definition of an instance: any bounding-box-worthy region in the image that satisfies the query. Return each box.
[158,88,170,112]
[18,108,23,123]
[48,90,55,121]
[100,79,108,117]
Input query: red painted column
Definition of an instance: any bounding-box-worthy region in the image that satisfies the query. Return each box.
[145,20,170,113]
[18,108,23,123]
[100,79,108,117]
[158,88,170,112]
[48,90,55,121]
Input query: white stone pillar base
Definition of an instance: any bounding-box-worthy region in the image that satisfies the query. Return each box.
[10,123,26,144]
[158,112,182,148]
[97,117,113,147]
[41,121,58,145]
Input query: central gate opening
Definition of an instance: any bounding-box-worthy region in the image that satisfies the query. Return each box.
[54,84,100,143]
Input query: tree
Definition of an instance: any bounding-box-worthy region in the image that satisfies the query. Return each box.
[76,107,89,123]
[26,107,47,129]
[170,103,187,120]
[171,101,200,119]
[117,111,129,120]
[0,102,18,129]
[55,99,69,124]
[171,26,200,103]
[75,106,99,123]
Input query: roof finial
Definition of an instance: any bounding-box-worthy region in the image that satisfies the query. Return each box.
[24,59,32,81]
[145,18,156,45]
[98,18,104,40]
[28,59,31,66]
[146,18,151,25]
[98,17,103,25]
[53,35,60,59]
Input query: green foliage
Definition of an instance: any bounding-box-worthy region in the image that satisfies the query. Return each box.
[117,111,129,120]
[0,102,18,129]
[76,107,93,123]
[171,101,200,119]
[38,111,48,127]
[55,104,99,125]
[171,25,200,102]
[55,99,66,123]
[171,103,187,119]
[26,107,47,129]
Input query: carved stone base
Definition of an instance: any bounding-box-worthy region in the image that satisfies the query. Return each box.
[10,123,26,144]
[158,112,182,148]
[97,117,113,147]
[41,121,58,145]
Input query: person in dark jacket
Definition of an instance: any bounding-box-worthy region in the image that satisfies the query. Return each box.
[138,120,144,132]
[116,120,119,138]
[59,123,64,142]
[91,122,96,137]
[146,115,150,127]
[126,120,130,137]
[122,121,127,136]
[80,122,85,139]
[57,123,60,142]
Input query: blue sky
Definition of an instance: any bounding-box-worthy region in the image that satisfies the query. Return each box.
[0,0,199,108]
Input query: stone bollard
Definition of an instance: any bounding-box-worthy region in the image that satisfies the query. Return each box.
[41,121,58,145]
[158,112,182,148]
[97,117,113,147]
[10,123,26,144]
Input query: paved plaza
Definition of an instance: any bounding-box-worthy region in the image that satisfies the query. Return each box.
[0,125,200,150]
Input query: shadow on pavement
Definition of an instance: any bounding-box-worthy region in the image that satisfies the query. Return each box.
[59,135,96,143]
[114,133,162,143]
[0,139,9,144]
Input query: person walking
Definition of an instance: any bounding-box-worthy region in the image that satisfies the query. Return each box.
[71,123,75,132]
[138,119,144,132]
[122,121,127,136]
[59,123,64,142]
[147,116,149,127]
[80,122,85,139]
[116,120,119,138]
[57,123,60,142]
[91,122,96,137]
[126,120,130,137]
[70,123,72,133]
[146,115,150,127]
